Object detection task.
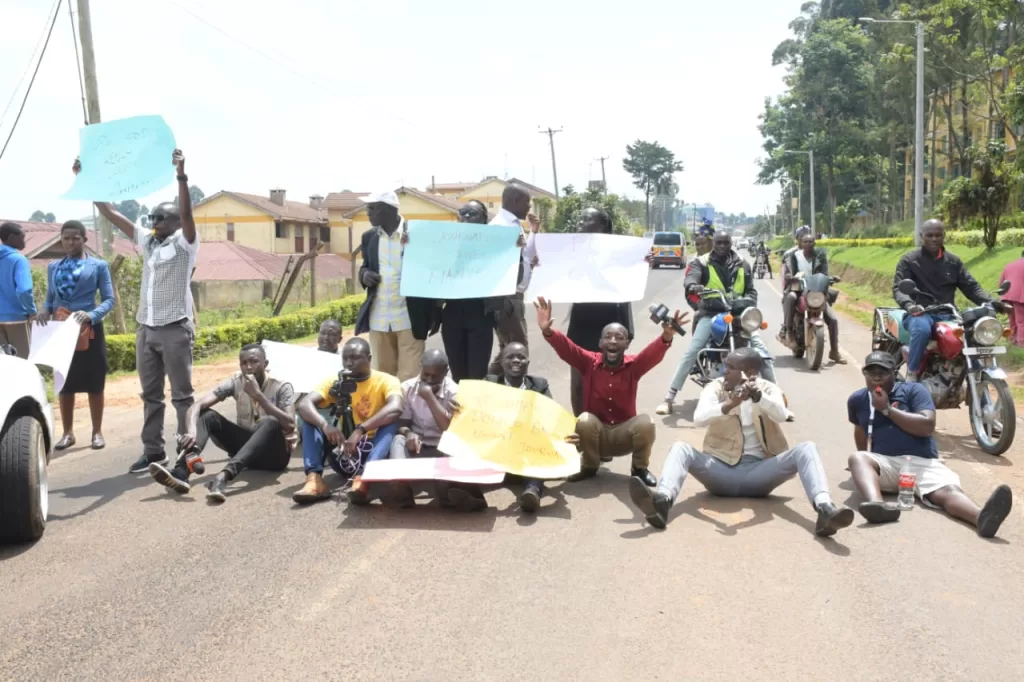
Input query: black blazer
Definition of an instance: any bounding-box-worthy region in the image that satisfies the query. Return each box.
[485,373,552,398]
[354,226,437,339]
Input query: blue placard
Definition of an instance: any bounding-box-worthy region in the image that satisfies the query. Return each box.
[399,220,521,299]
[63,115,177,201]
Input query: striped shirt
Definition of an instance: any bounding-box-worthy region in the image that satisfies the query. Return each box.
[137,229,199,327]
[368,222,412,332]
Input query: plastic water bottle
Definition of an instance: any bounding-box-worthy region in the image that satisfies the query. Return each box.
[897,456,915,511]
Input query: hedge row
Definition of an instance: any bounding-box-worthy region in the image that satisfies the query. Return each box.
[106,295,364,373]
[816,228,1024,249]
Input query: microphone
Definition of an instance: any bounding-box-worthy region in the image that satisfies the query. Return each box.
[649,303,687,337]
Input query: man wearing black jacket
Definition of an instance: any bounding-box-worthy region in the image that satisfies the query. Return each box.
[893,220,1007,381]
[781,231,845,364]
[656,232,775,415]
[354,190,437,381]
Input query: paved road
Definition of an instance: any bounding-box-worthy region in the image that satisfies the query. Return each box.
[3,268,1024,681]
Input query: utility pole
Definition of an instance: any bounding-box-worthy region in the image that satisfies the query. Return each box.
[539,127,563,199]
[595,156,609,194]
[76,0,114,259]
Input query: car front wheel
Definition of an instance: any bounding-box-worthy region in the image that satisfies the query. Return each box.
[0,416,48,542]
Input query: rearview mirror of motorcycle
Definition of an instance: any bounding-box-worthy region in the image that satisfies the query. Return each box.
[997,280,1011,296]
[897,279,919,296]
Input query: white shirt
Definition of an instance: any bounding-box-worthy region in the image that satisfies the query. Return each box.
[368,220,412,333]
[490,208,538,294]
[794,250,813,277]
[693,378,790,459]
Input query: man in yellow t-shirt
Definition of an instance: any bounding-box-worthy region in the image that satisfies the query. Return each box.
[293,337,403,505]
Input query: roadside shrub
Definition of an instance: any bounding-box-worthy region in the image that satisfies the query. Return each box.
[817,228,1024,249]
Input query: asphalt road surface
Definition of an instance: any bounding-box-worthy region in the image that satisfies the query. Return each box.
[3,267,1024,681]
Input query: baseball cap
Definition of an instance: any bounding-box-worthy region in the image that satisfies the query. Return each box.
[863,351,896,371]
[361,190,400,210]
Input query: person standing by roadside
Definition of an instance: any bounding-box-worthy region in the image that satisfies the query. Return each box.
[353,190,435,381]
[75,150,199,474]
[0,222,35,358]
[440,200,495,381]
[36,220,115,450]
[487,184,540,375]
[999,250,1024,347]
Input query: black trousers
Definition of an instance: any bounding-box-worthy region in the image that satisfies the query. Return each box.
[196,409,290,479]
[441,300,494,381]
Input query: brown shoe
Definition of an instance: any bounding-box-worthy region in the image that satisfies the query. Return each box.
[292,473,331,505]
[347,476,371,506]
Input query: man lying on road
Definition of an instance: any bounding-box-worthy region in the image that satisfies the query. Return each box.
[536,296,686,487]
[149,344,296,502]
[847,351,1012,538]
[630,348,854,537]
[292,337,402,505]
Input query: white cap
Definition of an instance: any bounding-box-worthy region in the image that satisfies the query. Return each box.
[360,190,400,209]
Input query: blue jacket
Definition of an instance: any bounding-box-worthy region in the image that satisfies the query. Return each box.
[44,256,115,325]
[0,245,36,322]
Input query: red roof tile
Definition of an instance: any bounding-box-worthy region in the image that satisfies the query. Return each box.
[191,241,351,282]
[2,219,139,262]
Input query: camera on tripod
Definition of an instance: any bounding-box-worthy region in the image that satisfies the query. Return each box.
[328,369,358,405]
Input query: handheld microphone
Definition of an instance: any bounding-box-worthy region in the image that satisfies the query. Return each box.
[649,303,687,337]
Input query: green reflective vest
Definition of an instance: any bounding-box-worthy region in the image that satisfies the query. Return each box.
[699,255,746,297]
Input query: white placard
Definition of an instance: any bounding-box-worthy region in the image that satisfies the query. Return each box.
[361,457,507,484]
[525,233,653,303]
[28,319,83,393]
[261,340,342,394]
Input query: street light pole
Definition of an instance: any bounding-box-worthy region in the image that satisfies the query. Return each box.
[783,149,815,235]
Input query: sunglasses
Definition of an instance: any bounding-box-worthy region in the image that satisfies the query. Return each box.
[148,213,178,223]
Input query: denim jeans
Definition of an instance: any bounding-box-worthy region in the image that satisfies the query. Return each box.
[301,420,398,475]
[667,316,777,392]
[904,312,949,374]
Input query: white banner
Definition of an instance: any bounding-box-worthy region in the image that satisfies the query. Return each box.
[361,457,507,484]
[525,233,653,303]
[29,319,83,393]
[261,340,342,394]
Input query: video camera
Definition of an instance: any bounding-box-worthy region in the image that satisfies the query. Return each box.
[328,369,358,403]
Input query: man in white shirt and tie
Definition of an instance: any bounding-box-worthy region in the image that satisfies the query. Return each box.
[487,184,540,375]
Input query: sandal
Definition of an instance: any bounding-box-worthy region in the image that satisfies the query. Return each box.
[54,434,76,451]
[91,434,106,450]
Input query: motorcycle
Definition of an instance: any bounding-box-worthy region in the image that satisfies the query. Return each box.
[752,252,771,279]
[689,288,772,387]
[780,272,840,371]
[871,278,1015,456]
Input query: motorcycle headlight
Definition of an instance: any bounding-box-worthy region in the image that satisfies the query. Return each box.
[739,307,763,333]
[973,316,1003,346]
[805,291,826,308]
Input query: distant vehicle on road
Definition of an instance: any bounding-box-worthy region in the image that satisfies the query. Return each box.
[0,348,54,543]
[650,231,685,269]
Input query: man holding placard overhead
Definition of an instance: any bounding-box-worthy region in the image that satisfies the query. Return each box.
[74,150,200,475]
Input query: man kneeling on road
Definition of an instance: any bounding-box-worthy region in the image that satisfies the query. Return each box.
[149,344,296,502]
[536,296,686,486]
[630,348,854,536]
[293,337,402,505]
[847,351,1012,537]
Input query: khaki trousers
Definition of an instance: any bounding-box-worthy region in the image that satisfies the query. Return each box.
[369,329,424,381]
[575,412,655,470]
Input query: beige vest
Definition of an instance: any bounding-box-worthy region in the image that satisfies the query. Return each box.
[702,378,790,466]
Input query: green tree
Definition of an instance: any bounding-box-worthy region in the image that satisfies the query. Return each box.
[29,210,56,223]
[622,140,684,230]
[115,200,142,224]
[552,186,631,235]
[938,141,1024,247]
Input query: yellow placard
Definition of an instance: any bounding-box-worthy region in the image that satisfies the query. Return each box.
[437,380,581,479]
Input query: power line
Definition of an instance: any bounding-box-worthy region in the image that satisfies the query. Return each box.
[67,0,88,125]
[0,0,63,164]
[0,0,62,131]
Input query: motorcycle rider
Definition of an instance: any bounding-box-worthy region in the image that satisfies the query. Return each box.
[754,240,773,278]
[778,225,811,337]
[781,231,846,365]
[893,219,1009,381]
[656,231,776,415]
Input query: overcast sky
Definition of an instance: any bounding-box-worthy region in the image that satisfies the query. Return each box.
[0,0,806,223]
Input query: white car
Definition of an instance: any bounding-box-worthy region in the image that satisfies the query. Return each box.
[0,351,54,542]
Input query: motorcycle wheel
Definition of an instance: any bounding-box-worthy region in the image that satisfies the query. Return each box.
[806,325,825,372]
[969,378,1016,456]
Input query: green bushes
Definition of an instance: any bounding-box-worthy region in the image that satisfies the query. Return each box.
[817,228,1024,249]
[106,295,364,373]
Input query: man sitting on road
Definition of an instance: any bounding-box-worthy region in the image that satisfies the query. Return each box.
[847,351,1012,538]
[485,342,555,513]
[536,296,686,486]
[631,348,854,536]
[780,230,846,365]
[149,344,296,502]
[657,231,776,416]
[894,219,1008,382]
[292,337,402,505]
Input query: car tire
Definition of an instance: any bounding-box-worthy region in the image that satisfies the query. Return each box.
[0,416,48,542]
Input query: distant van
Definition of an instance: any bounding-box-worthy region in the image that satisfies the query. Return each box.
[650,231,685,269]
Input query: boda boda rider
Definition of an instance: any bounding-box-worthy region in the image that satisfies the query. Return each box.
[780,231,846,365]
[656,231,776,416]
[631,348,854,536]
[893,220,1008,382]
[777,225,810,338]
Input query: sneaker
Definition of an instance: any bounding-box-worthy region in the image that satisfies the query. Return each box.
[292,472,332,505]
[814,502,855,537]
[628,476,670,529]
[977,484,1013,539]
[654,401,674,416]
[519,484,542,513]
[447,487,487,512]
[347,477,371,506]
[205,474,228,504]
[149,462,190,494]
[130,453,167,474]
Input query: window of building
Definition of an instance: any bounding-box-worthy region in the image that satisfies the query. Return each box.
[319,227,331,243]
[275,221,288,239]
[226,222,235,242]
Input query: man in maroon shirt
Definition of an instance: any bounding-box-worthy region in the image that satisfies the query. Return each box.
[535,297,687,485]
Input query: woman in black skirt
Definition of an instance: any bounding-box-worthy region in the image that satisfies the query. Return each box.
[36,220,115,450]
[566,207,635,416]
